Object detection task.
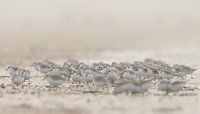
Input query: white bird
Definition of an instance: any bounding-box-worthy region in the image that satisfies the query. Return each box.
[11,75,25,85]
[45,71,66,87]
[130,80,152,94]
[121,70,137,80]
[172,64,197,77]
[83,70,94,83]
[71,72,82,83]
[93,76,107,88]
[6,67,31,84]
[5,66,19,76]
[113,80,134,95]
[113,80,151,95]
[32,62,52,74]
[106,67,119,83]
[158,81,185,94]
[16,69,31,80]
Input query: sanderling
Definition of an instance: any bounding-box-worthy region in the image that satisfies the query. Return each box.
[42,59,59,67]
[156,69,174,80]
[45,71,66,87]
[113,80,133,95]
[106,67,120,84]
[5,66,19,76]
[32,62,53,74]
[93,62,108,74]
[121,70,137,80]
[173,64,197,76]
[158,80,185,95]
[111,62,123,71]
[93,76,107,88]
[144,59,172,69]
[16,68,31,80]
[130,80,152,94]
[63,59,80,69]
[83,69,94,83]
[11,75,25,85]
[6,66,31,82]
[71,72,82,83]
[113,80,151,95]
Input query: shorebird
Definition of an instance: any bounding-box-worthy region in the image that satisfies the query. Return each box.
[144,59,172,69]
[83,69,94,83]
[106,67,120,84]
[71,72,82,83]
[6,66,31,82]
[156,69,174,80]
[93,62,108,74]
[93,76,107,88]
[121,70,137,80]
[16,68,31,80]
[130,80,152,94]
[42,59,59,67]
[111,62,123,71]
[45,71,66,87]
[32,62,53,74]
[158,81,185,95]
[172,64,197,76]
[5,66,19,76]
[113,80,133,95]
[63,59,80,70]
[11,75,25,85]
[113,80,152,95]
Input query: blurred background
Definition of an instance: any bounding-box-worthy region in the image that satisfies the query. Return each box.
[0,0,200,65]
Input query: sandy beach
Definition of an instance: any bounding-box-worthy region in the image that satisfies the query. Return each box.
[0,46,200,114]
[1,0,200,113]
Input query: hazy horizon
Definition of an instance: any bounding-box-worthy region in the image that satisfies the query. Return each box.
[1,0,200,64]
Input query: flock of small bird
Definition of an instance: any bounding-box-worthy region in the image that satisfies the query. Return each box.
[5,59,197,95]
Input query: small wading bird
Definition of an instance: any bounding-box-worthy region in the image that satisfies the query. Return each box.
[106,67,120,84]
[11,74,25,86]
[172,64,197,78]
[6,66,31,85]
[6,66,19,76]
[44,71,66,87]
[93,76,107,88]
[83,69,94,83]
[32,62,53,74]
[71,72,82,83]
[113,80,152,95]
[16,69,31,81]
[158,81,185,95]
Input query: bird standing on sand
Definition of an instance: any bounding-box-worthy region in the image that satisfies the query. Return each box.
[11,75,25,85]
[71,72,82,83]
[113,80,151,95]
[5,66,19,76]
[83,69,94,83]
[93,76,107,88]
[121,70,137,80]
[106,67,119,84]
[6,66,30,85]
[158,80,185,95]
[16,69,31,80]
[45,71,66,87]
[32,62,53,74]
[172,64,197,78]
